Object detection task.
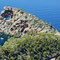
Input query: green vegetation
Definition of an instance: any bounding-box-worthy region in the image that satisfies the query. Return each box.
[6,21,12,25]
[0,33,60,60]
[20,11,24,14]
[18,9,23,10]
[25,16,27,19]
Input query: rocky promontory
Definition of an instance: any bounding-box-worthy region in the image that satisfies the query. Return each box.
[0,7,59,36]
[0,7,60,60]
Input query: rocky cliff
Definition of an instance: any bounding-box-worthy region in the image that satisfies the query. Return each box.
[0,7,60,60]
[0,7,59,36]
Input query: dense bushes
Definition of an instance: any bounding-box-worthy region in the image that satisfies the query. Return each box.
[0,33,60,60]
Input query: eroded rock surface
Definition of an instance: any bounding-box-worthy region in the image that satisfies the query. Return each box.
[0,7,58,36]
[0,7,60,60]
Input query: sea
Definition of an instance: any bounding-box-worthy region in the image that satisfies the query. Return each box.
[0,0,60,45]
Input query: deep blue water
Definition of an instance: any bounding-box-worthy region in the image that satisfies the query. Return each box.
[0,0,60,45]
[0,0,60,32]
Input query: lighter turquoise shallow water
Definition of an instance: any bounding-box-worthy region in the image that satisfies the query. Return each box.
[0,34,8,46]
[0,0,60,45]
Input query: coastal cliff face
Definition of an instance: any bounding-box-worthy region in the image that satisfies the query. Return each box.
[0,7,60,60]
[0,7,58,36]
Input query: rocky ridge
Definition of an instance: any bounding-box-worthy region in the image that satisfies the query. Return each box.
[0,7,60,60]
[0,7,59,36]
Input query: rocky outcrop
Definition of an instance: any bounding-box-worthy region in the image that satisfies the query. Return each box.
[0,7,58,36]
[0,7,60,60]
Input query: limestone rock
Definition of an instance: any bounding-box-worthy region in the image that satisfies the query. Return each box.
[0,7,58,36]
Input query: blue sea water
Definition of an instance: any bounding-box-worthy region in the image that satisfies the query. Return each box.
[0,0,60,45]
[0,0,60,32]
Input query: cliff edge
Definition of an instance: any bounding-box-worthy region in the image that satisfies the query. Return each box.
[0,7,60,60]
[0,7,59,36]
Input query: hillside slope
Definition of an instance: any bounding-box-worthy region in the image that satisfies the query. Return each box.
[0,7,60,60]
[0,33,60,60]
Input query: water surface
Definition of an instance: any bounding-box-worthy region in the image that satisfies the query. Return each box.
[0,0,60,32]
[0,0,60,45]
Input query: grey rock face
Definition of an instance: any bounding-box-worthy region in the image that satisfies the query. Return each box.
[0,7,58,36]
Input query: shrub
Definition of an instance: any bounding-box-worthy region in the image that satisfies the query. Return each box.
[0,33,60,60]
